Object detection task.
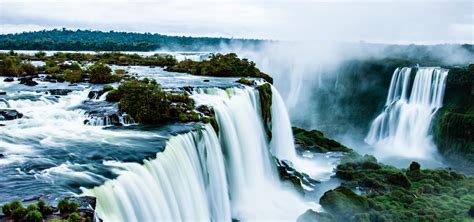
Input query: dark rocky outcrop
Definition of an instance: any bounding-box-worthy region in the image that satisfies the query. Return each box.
[276,159,319,195]
[3,77,14,82]
[19,77,38,86]
[293,127,351,153]
[48,89,72,96]
[319,186,369,220]
[0,109,23,120]
[257,83,272,139]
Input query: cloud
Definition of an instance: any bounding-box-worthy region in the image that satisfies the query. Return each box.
[0,0,472,43]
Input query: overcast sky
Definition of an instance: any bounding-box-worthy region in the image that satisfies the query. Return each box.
[0,0,472,44]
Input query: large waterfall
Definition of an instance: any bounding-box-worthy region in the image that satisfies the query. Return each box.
[85,86,310,221]
[365,67,448,158]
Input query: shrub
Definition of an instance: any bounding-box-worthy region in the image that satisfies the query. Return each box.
[89,62,114,83]
[107,79,171,123]
[25,210,43,222]
[103,85,114,91]
[19,63,37,76]
[67,212,81,222]
[2,200,23,216]
[64,69,84,83]
[45,65,61,74]
[58,198,78,214]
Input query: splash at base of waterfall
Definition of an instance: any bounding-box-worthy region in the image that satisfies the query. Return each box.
[366,67,448,159]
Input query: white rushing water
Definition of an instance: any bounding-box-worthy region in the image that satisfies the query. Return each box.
[365,67,448,159]
[270,85,335,180]
[86,86,312,221]
[84,124,230,221]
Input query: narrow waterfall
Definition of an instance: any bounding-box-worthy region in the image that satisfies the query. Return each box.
[365,67,448,158]
[270,85,298,162]
[85,86,310,221]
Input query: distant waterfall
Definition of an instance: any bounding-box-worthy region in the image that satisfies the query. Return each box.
[85,86,309,221]
[365,67,448,158]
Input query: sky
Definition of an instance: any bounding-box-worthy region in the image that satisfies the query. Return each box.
[0,0,472,44]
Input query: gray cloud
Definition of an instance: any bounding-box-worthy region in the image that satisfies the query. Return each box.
[0,0,472,43]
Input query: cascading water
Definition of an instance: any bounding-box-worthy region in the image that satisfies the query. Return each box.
[270,85,336,180]
[365,67,449,158]
[83,124,230,221]
[85,86,312,221]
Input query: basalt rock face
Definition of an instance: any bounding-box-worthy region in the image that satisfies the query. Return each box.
[0,109,23,120]
[432,64,474,173]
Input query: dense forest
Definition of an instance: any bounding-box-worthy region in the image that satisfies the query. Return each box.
[0,29,264,51]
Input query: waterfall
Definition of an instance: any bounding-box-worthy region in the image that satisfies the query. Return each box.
[365,67,448,158]
[83,124,230,221]
[270,85,298,162]
[84,86,310,221]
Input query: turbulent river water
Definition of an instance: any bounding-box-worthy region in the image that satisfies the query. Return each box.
[0,62,339,221]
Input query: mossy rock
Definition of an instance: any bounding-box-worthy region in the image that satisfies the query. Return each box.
[328,154,474,221]
[257,83,272,139]
[320,186,369,219]
[292,127,352,153]
[297,209,335,222]
[386,172,411,188]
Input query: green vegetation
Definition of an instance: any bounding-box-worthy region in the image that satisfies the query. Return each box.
[166,53,273,83]
[257,83,272,139]
[106,78,200,124]
[236,77,255,86]
[1,198,85,221]
[292,127,351,153]
[57,198,79,215]
[433,64,474,173]
[320,151,474,221]
[0,29,263,51]
[0,54,36,76]
[89,62,120,84]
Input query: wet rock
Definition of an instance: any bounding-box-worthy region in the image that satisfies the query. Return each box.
[0,153,5,158]
[469,205,474,217]
[88,90,108,99]
[276,159,319,194]
[4,77,14,82]
[203,79,210,82]
[409,161,421,171]
[19,77,38,86]
[181,86,193,93]
[0,91,6,95]
[0,109,23,120]
[196,105,214,116]
[48,89,72,96]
